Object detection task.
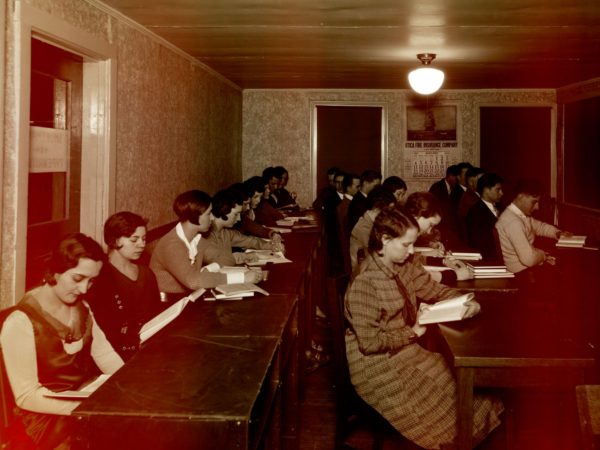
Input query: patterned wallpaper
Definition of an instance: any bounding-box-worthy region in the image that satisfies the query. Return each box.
[1,0,242,305]
[242,89,556,207]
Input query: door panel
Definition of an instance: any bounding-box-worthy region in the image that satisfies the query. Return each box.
[27,39,83,289]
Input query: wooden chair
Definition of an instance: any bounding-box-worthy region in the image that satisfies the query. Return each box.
[576,385,600,450]
[326,275,408,450]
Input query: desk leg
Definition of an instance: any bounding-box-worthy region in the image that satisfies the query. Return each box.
[456,367,474,450]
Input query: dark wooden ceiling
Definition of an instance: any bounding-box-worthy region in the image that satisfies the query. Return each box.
[101,0,600,90]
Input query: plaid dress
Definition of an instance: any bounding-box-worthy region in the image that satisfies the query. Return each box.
[345,253,503,449]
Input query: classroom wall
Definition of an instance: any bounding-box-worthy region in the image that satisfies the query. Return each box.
[0,0,242,306]
[242,89,555,208]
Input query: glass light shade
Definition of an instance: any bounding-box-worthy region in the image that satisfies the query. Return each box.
[408,67,445,95]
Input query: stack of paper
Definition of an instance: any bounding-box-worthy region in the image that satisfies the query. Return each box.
[448,251,483,261]
[556,235,586,248]
[466,263,514,278]
[211,283,269,300]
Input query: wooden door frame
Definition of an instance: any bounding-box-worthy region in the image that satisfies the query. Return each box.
[310,101,388,201]
[475,102,557,199]
[13,3,117,300]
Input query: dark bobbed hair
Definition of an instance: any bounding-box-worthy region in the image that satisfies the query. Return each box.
[104,211,148,250]
[368,206,418,253]
[262,166,276,182]
[45,233,105,285]
[360,169,382,184]
[513,178,544,197]
[211,189,239,221]
[228,183,249,202]
[243,176,266,195]
[381,176,407,193]
[476,173,504,195]
[404,192,442,219]
[173,190,212,225]
[366,185,396,211]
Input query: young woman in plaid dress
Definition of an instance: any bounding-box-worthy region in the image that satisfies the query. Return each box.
[345,207,503,449]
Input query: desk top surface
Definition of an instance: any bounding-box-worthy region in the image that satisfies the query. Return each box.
[438,296,595,368]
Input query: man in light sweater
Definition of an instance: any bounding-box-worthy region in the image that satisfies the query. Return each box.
[495,179,566,275]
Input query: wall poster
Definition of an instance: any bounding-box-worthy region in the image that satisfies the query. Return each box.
[404,105,459,179]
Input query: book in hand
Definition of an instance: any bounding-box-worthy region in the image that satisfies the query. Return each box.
[43,374,111,399]
[213,282,269,299]
[556,235,586,248]
[139,288,205,343]
[418,293,475,325]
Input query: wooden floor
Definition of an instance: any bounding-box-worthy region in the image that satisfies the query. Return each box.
[298,326,584,450]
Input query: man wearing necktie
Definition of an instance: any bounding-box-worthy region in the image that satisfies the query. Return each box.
[466,173,505,262]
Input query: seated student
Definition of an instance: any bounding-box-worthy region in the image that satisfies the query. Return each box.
[312,166,340,211]
[453,161,475,206]
[86,212,163,361]
[262,166,281,208]
[272,166,299,209]
[429,165,462,248]
[205,188,277,266]
[254,174,286,226]
[349,185,396,270]
[345,207,502,449]
[150,190,262,295]
[495,179,568,277]
[381,175,407,205]
[0,233,124,449]
[348,169,382,230]
[466,173,505,262]
[404,192,473,283]
[458,166,484,220]
[239,177,283,241]
[335,173,361,274]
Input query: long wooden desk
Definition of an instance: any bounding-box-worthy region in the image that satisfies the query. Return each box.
[73,219,324,450]
[437,295,595,450]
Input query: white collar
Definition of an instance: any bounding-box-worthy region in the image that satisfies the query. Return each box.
[344,193,354,201]
[337,191,344,200]
[175,222,202,264]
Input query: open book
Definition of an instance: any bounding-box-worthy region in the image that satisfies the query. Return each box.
[418,293,475,325]
[139,288,205,343]
[556,235,586,248]
[44,373,111,399]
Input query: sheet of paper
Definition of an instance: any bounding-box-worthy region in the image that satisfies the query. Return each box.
[43,374,111,399]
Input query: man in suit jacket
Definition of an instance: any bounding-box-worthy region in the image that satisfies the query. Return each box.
[467,173,504,261]
[429,165,461,248]
[348,169,381,230]
[336,173,360,274]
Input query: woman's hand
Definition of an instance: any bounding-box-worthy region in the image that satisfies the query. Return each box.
[445,259,474,280]
[242,252,259,264]
[271,233,283,244]
[463,300,481,319]
[429,241,446,257]
[271,241,286,254]
[244,270,263,284]
[412,307,429,337]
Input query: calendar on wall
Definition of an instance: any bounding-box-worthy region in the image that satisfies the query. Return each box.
[404,104,460,179]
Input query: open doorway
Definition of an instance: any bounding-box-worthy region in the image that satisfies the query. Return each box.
[311,103,387,199]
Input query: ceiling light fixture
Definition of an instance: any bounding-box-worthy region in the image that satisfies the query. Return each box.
[408,53,445,95]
